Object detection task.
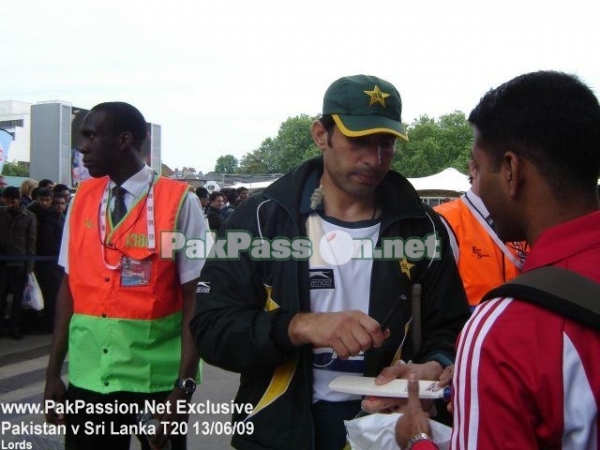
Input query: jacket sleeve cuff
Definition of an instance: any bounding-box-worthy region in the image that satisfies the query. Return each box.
[422,351,454,369]
[271,311,297,353]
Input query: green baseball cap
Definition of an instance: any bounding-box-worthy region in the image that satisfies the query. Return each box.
[322,74,408,141]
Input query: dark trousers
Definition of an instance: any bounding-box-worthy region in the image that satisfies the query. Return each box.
[65,385,187,450]
[0,264,27,332]
[312,400,362,450]
[35,262,63,332]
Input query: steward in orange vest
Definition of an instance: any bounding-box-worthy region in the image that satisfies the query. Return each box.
[68,174,191,392]
[435,190,527,308]
[44,102,205,450]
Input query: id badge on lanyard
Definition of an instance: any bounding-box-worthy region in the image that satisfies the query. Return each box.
[99,171,157,274]
[120,257,152,287]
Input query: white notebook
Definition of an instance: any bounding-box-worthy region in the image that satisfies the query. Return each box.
[329,375,445,399]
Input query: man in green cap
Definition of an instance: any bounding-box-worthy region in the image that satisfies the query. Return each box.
[191,75,470,450]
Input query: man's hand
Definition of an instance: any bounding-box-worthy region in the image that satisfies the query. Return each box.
[43,376,67,425]
[438,364,454,413]
[150,389,191,449]
[288,311,390,358]
[361,361,443,413]
[395,374,433,448]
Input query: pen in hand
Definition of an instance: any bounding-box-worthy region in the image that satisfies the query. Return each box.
[329,297,407,361]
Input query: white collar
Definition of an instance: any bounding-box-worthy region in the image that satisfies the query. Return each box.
[463,189,491,221]
[108,165,152,199]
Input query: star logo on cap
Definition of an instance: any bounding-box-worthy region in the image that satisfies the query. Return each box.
[364,85,390,108]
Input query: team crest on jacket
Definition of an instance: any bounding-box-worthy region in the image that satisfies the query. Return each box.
[196,281,211,294]
[309,269,335,290]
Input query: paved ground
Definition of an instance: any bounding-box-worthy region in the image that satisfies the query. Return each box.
[0,334,240,449]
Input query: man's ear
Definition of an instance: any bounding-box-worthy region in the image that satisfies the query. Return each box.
[311,121,328,151]
[502,151,522,198]
[118,132,133,150]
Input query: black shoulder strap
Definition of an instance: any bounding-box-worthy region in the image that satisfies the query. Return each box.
[482,267,600,330]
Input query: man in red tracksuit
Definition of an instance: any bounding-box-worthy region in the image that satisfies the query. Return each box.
[389,71,600,449]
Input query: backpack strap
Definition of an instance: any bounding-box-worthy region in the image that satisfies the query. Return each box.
[482,266,600,330]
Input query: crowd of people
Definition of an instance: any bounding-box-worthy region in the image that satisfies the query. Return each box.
[0,173,249,342]
[0,178,70,338]
[196,185,250,231]
[0,69,597,450]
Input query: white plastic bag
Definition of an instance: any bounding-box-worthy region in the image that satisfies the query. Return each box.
[22,272,44,311]
[345,413,452,450]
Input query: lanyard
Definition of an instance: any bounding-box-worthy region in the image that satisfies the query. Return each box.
[98,172,156,270]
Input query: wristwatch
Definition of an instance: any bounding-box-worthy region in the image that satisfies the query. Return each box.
[174,377,196,395]
[405,432,434,450]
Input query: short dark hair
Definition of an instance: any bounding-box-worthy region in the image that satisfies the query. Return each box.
[319,114,336,147]
[3,186,20,200]
[36,187,52,199]
[38,179,54,188]
[53,184,70,195]
[226,190,238,204]
[90,102,148,148]
[236,186,248,194]
[195,187,209,199]
[209,191,224,202]
[468,71,600,197]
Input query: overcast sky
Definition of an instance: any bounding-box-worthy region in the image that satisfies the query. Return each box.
[3,0,599,174]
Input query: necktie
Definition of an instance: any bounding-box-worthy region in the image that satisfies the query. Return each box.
[111,186,127,225]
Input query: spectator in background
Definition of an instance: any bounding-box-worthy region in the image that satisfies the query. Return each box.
[195,186,209,212]
[236,186,249,205]
[221,189,238,219]
[0,186,37,339]
[38,179,55,190]
[28,187,53,215]
[52,196,67,217]
[0,175,7,188]
[52,184,71,204]
[23,187,56,332]
[30,189,66,333]
[205,191,225,231]
[19,179,38,207]
[52,184,72,219]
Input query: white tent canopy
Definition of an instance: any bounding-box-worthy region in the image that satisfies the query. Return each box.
[230,180,278,191]
[224,168,470,196]
[407,168,470,196]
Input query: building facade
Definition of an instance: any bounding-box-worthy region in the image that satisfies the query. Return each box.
[0,100,162,187]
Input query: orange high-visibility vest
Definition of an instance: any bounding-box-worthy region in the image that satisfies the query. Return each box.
[435,198,524,307]
[67,175,192,393]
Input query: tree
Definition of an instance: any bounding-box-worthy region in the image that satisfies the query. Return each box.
[239,115,319,174]
[214,155,239,174]
[238,141,272,174]
[393,111,472,177]
[1,162,29,177]
[270,115,320,174]
[239,110,473,177]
